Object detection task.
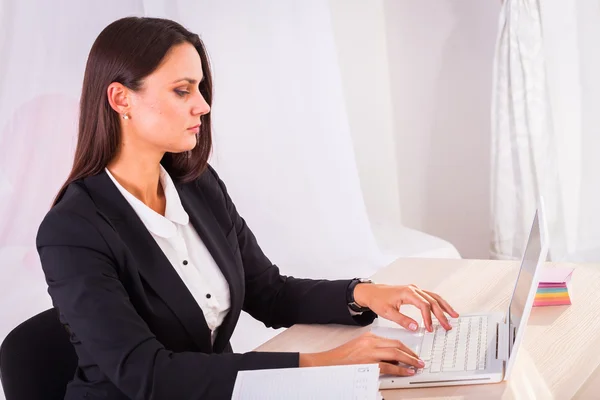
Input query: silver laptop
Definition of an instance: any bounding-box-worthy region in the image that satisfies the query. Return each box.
[374,199,549,389]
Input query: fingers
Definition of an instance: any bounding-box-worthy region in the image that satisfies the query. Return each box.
[403,285,460,332]
[379,362,418,377]
[381,307,420,333]
[418,291,451,330]
[355,333,423,376]
[424,290,460,318]
[409,290,435,332]
[372,284,460,333]
[373,348,424,369]
[371,336,418,358]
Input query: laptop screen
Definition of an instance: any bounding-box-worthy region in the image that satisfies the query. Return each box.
[507,210,544,358]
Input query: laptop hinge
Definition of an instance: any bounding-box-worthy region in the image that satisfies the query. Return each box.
[495,321,509,361]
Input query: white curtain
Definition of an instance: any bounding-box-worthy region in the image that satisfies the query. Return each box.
[0,0,394,375]
[491,0,600,262]
[184,0,389,279]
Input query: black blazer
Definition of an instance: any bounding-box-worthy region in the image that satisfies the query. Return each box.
[36,165,376,400]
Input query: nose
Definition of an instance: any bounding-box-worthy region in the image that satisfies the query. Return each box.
[191,92,211,117]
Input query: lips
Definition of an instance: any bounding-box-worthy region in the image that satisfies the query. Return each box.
[188,124,201,130]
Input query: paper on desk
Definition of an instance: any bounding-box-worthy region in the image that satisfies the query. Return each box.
[539,267,574,284]
[231,364,381,400]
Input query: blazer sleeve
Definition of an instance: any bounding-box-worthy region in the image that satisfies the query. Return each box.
[36,208,299,400]
[206,166,377,329]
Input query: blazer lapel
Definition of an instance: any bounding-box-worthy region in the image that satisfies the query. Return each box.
[82,172,212,351]
[177,183,244,353]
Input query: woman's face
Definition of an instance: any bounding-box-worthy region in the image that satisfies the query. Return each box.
[121,42,210,154]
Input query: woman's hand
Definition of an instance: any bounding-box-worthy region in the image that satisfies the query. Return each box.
[354,283,459,332]
[299,332,424,376]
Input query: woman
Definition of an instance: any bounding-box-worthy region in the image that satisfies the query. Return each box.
[37,16,459,400]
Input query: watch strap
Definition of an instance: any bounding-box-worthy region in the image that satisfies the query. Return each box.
[346,278,372,313]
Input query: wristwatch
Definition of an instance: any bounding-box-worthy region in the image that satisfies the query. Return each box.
[346,278,373,313]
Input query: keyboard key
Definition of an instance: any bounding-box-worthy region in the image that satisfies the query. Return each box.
[420,333,435,361]
[467,359,477,371]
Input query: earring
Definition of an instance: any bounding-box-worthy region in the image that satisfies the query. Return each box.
[122,113,130,120]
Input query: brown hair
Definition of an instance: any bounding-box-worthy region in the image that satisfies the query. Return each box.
[53,17,213,205]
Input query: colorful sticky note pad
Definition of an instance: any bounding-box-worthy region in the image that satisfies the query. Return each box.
[534,267,574,307]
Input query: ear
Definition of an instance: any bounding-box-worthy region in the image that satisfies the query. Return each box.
[107,82,131,116]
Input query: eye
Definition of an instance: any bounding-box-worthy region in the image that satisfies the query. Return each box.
[174,89,190,97]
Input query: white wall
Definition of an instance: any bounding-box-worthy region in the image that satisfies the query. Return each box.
[380,1,500,259]
[329,1,500,259]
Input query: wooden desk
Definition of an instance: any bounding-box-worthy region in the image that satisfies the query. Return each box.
[256,259,600,399]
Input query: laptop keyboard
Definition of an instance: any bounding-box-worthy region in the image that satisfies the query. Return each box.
[417,316,488,374]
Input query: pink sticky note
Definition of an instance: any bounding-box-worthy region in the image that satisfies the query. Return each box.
[539,267,574,284]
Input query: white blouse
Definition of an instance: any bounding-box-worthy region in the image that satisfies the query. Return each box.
[105,166,231,345]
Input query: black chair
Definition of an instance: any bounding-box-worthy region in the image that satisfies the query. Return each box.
[0,308,78,400]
